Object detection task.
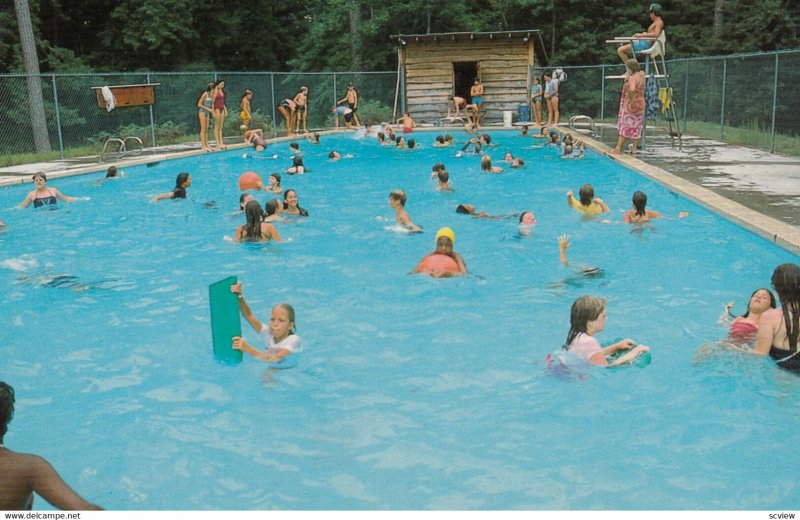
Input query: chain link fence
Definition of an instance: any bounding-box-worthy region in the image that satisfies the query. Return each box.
[1,50,799,166]
[549,49,800,155]
[0,71,398,166]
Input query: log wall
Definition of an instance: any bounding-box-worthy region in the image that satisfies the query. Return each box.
[401,40,533,124]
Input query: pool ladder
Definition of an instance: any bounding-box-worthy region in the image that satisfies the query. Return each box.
[100,137,144,163]
[568,115,599,137]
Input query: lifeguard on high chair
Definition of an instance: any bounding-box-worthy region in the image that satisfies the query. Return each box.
[616,3,665,64]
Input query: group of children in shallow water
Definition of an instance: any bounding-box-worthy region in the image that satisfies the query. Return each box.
[11,127,799,373]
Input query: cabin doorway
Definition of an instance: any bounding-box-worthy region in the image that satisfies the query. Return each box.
[453,61,478,100]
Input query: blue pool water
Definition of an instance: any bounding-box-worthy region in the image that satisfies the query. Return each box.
[0,131,798,510]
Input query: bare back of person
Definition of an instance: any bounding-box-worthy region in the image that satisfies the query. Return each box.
[0,449,101,510]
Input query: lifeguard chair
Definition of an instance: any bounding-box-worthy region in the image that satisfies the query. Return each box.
[90,83,160,162]
[605,32,682,149]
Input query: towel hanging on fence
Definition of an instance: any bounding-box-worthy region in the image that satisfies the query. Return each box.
[101,86,116,112]
[658,87,673,114]
[645,76,660,120]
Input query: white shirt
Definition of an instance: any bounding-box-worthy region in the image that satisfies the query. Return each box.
[259,325,302,354]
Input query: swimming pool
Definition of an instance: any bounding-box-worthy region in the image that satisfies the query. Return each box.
[0,131,798,510]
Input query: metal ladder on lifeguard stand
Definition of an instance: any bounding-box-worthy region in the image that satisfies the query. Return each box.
[605,33,682,150]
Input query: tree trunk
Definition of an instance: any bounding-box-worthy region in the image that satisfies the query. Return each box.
[713,0,725,39]
[550,0,556,60]
[14,0,51,153]
[349,1,362,70]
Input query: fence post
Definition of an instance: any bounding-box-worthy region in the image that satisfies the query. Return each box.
[147,72,157,148]
[770,53,779,153]
[683,60,688,127]
[720,58,727,141]
[333,73,337,109]
[600,65,605,121]
[51,74,65,159]
[270,73,277,138]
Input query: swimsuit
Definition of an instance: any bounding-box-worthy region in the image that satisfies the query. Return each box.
[279,99,293,109]
[569,196,604,216]
[727,321,758,344]
[531,84,543,102]
[632,39,650,52]
[32,189,57,208]
[173,187,187,199]
[769,345,800,371]
[472,96,483,105]
[253,135,267,148]
[213,91,225,111]
[199,96,212,117]
[240,110,250,122]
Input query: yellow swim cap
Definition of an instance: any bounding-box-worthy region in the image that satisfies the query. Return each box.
[435,227,456,246]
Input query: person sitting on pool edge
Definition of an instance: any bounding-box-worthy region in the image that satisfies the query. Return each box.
[0,382,103,510]
[230,283,301,363]
[566,184,609,217]
[410,227,467,278]
[389,189,422,232]
[150,172,192,203]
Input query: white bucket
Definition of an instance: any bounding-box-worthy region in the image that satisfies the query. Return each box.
[502,110,513,127]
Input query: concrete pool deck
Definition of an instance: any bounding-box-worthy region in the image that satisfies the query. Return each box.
[1,126,798,254]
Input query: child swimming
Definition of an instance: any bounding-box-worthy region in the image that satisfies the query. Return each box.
[410,227,467,278]
[388,189,422,232]
[230,282,300,363]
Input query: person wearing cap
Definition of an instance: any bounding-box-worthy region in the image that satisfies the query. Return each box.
[410,227,467,278]
[617,3,664,63]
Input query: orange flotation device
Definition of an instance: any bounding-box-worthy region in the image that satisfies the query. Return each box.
[418,253,459,273]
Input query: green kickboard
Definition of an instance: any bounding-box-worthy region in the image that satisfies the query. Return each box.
[209,276,243,364]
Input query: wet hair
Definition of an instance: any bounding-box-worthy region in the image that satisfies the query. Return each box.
[564,144,574,156]
[565,295,607,348]
[481,134,491,145]
[328,151,338,159]
[772,263,800,349]
[274,303,297,334]
[456,204,472,215]
[175,172,190,189]
[514,158,525,167]
[395,136,404,146]
[106,166,118,178]
[521,126,529,136]
[436,135,444,144]
[32,172,47,182]
[632,191,648,216]
[265,198,282,217]
[214,79,225,89]
[292,156,304,167]
[289,142,299,150]
[377,132,385,143]
[480,155,493,171]
[238,193,251,210]
[408,139,416,149]
[240,90,253,103]
[519,211,533,223]
[242,200,265,241]
[741,288,777,318]
[0,381,13,439]
[269,173,281,186]
[437,170,449,183]
[196,82,214,105]
[432,162,446,172]
[578,184,595,206]
[389,189,407,206]
[444,134,453,142]
[283,189,309,216]
[312,133,320,143]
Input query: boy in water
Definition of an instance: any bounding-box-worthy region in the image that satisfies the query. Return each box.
[436,170,453,192]
[388,189,421,232]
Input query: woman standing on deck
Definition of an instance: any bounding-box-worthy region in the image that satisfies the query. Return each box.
[612,59,646,156]
[197,83,214,152]
[212,80,228,150]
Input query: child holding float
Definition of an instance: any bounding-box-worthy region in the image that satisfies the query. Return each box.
[410,227,467,278]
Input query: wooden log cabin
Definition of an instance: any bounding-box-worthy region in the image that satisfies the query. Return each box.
[392,30,540,124]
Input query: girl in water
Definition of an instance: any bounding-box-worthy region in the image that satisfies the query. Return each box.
[410,227,467,278]
[623,191,688,223]
[566,184,609,217]
[266,173,283,194]
[282,189,309,217]
[263,198,283,223]
[230,282,300,363]
[480,155,502,173]
[719,288,776,346]
[19,173,78,208]
[752,263,800,371]
[562,295,650,367]
[233,200,282,243]
[150,172,191,203]
[197,82,214,152]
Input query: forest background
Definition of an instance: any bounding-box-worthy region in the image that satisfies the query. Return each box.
[2,0,798,74]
